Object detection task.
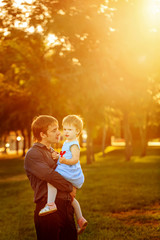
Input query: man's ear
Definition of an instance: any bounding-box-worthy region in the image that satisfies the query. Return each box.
[40,131,46,139]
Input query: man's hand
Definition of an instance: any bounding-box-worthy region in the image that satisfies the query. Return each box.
[52,151,59,161]
[70,186,76,199]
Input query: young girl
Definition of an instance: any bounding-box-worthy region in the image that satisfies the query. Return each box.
[39,115,87,234]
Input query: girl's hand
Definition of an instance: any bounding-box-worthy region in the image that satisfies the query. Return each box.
[52,151,59,161]
[59,157,67,164]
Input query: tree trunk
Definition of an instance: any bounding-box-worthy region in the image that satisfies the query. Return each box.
[91,138,95,162]
[16,132,19,155]
[86,124,94,164]
[79,134,83,147]
[102,126,112,157]
[106,127,112,146]
[22,129,26,157]
[3,135,7,153]
[102,125,107,157]
[27,128,31,149]
[123,112,132,161]
[139,126,148,157]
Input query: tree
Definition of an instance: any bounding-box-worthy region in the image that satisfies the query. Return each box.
[26,0,113,163]
[0,0,159,162]
[102,0,160,160]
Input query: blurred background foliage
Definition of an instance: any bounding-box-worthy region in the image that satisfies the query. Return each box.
[0,0,160,163]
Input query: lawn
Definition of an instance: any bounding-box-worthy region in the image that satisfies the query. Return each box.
[0,147,160,240]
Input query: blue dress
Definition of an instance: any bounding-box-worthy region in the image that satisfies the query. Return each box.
[55,140,84,189]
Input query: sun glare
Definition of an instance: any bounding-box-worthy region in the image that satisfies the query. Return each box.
[146,0,160,22]
[47,34,58,46]
[28,26,34,33]
[149,0,160,15]
[0,0,44,35]
[13,0,34,8]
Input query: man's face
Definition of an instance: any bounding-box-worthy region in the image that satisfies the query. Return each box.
[45,123,60,144]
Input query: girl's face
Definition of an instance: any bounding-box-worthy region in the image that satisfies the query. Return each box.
[63,124,79,141]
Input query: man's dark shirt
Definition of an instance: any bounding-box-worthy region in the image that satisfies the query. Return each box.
[24,142,73,203]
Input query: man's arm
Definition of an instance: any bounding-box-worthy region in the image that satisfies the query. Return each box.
[24,149,73,193]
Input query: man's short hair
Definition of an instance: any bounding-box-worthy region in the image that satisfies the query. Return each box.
[31,115,58,142]
[62,115,83,135]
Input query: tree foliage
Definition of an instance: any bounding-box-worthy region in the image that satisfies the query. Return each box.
[0,0,160,161]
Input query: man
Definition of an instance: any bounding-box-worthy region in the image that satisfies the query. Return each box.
[24,115,77,240]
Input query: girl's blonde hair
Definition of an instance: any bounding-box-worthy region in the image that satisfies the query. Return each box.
[62,115,83,135]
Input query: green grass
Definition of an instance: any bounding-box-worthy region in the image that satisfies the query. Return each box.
[0,147,160,240]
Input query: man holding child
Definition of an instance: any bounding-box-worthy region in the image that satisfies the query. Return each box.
[24,115,77,240]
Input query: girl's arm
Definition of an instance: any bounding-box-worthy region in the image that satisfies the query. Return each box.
[59,145,80,165]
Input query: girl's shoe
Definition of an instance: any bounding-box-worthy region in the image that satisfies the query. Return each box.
[77,217,88,235]
[39,202,57,216]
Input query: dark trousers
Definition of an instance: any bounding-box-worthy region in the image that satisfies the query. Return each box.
[34,198,77,240]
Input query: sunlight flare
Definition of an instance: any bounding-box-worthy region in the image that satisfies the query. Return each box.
[146,0,160,25]
[46,34,59,46]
